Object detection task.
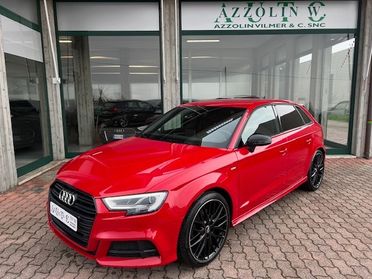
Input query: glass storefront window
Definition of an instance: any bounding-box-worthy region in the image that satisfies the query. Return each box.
[0,0,39,24]
[182,34,355,151]
[59,35,162,153]
[5,53,50,169]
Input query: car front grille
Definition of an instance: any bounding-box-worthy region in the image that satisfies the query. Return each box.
[49,180,96,247]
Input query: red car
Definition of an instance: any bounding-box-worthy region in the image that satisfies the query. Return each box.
[48,99,325,268]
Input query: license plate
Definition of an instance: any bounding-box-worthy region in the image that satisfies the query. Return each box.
[50,202,78,232]
[113,134,124,140]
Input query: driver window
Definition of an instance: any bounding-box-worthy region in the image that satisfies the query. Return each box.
[241,106,280,144]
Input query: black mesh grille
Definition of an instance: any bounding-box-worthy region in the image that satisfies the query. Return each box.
[49,180,96,247]
[108,241,159,258]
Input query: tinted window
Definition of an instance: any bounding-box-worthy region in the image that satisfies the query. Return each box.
[241,106,280,144]
[296,106,312,124]
[138,101,152,109]
[275,105,305,131]
[141,106,245,148]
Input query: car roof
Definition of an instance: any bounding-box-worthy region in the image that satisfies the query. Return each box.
[181,98,297,109]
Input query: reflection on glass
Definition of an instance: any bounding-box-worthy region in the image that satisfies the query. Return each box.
[59,36,162,152]
[324,37,354,146]
[5,53,50,168]
[182,34,355,151]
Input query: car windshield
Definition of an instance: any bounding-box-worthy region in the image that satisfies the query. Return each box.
[139,106,245,148]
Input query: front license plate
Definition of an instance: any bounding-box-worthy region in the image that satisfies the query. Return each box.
[50,202,78,232]
[113,134,124,140]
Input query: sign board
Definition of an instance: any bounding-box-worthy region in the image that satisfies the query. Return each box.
[57,2,159,31]
[0,15,43,62]
[182,1,358,31]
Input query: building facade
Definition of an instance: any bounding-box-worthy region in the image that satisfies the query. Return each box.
[0,0,371,192]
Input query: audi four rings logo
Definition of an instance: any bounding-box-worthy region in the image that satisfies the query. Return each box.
[58,190,77,206]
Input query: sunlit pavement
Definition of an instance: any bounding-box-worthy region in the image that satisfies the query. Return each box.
[0,158,371,279]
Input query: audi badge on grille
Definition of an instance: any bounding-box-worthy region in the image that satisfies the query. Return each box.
[58,190,77,206]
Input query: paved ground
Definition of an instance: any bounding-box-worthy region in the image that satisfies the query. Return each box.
[0,158,371,279]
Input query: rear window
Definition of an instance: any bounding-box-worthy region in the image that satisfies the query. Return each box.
[275,105,305,132]
[296,106,312,124]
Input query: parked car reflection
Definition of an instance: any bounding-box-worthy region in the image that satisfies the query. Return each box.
[95,100,162,143]
[328,101,350,122]
[10,100,41,150]
[96,100,159,127]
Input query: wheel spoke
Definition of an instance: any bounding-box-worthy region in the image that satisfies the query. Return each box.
[211,205,224,224]
[190,231,203,243]
[195,238,207,258]
[190,233,205,248]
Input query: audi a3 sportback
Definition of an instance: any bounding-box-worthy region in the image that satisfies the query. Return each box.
[48,99,325,268]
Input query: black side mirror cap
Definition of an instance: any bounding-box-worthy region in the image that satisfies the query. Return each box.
[246,134,272,153]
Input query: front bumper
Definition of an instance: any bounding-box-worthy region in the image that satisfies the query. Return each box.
[48,197,182,267]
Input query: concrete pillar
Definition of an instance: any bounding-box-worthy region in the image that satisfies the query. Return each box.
[161,0,180,112]
[40,0,65,160]
[352,0,372,157]
[286,40,296,100]
[366,66,372,158]
[309,36,324,122]
[0,18,18,192]
[120,64,131,100]
[72,36,94,147]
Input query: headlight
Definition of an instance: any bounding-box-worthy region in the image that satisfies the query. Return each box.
[102,192,168,216]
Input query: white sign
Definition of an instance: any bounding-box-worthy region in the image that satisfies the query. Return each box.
[182,1,358,31]
[0,16,43,62]
[57,2,159,31]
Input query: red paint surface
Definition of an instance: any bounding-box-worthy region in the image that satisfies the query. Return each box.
[48,99,324,267]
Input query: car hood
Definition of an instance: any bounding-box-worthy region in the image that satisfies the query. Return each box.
[56,137,230,198]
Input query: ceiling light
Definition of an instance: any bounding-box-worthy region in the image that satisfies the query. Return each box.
[192,56,217,59]
[183,56,217,59]
[129,72,159,75]
[128,65,158,68]
[59,39,72,44]
[92,72,121,75]
[61,55,73,59]
[92,65,120,68]
[90,56,119,61]
[186,39,220,43]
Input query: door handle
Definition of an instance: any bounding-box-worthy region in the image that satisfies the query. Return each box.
[279,148,287,155]
[306,138,312,144]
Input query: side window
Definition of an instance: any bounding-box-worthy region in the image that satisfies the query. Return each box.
[241,106,280,144]
[126,101,139,108]
[296,106,312,124]
[138,101,151,109]
[275,105,305,132]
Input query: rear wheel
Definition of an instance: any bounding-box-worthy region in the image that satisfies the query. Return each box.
[304,150,325,191]
[178,192,230,267]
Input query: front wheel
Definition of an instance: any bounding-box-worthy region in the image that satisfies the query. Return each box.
[178,192,230,267]
[304,150,325,191]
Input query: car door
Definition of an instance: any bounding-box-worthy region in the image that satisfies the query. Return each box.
[274,104,313,188]
[235,105,288,215]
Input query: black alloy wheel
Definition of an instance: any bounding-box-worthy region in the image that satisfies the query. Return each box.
[178,192,230,267]
[304,150,325,191]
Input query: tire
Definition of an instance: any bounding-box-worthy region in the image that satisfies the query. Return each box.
[303,150,325,191]
[178,192,230,267]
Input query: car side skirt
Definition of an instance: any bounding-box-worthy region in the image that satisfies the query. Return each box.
[232,176,308,226]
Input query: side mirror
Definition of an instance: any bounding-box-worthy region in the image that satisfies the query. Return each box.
[246,134,272,153]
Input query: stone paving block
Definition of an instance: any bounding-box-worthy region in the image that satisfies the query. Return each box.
[0,159,371,278]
